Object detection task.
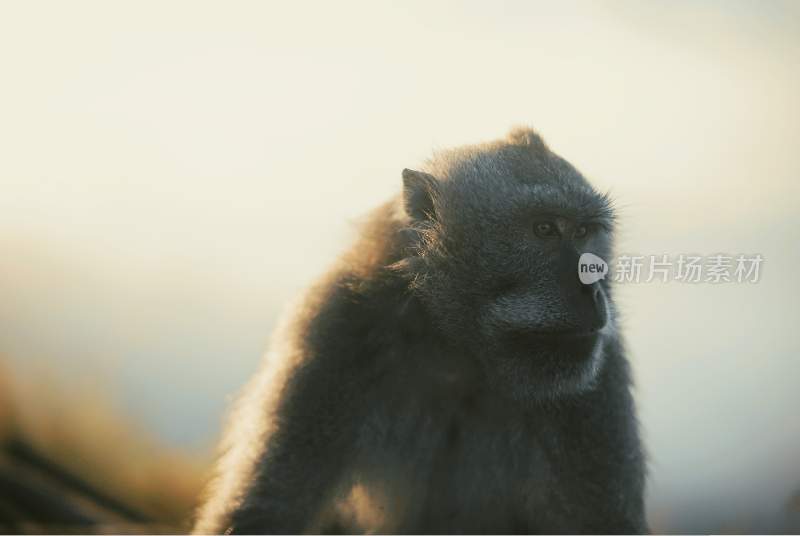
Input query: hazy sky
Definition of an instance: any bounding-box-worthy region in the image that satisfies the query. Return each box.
[1,1,799,531]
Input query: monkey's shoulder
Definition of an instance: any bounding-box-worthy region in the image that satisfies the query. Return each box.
[286,268,436,365]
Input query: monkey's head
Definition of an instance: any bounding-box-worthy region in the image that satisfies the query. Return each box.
[399,127,616,402]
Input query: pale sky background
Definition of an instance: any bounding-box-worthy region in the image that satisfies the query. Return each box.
[1,1,799,532]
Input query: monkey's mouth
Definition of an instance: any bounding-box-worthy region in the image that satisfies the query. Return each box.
[504,328,601,357]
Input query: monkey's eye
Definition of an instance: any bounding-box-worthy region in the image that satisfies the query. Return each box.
[574,224,588,239]
[534,221,558,238]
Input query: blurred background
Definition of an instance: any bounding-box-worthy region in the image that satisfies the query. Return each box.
[1,0,799,532]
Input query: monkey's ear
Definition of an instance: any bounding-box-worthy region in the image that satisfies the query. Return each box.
[402,168,439,221]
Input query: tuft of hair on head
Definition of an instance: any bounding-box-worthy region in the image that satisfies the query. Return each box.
[506,126,549,152]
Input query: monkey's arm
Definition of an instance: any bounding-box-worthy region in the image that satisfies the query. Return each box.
[226,354,369,534]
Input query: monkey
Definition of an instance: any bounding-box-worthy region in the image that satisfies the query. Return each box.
[192,127,647,534]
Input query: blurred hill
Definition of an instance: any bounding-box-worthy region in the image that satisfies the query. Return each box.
[0,361,210,533]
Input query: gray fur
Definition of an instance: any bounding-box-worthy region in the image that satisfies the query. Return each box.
[193,127,647,534]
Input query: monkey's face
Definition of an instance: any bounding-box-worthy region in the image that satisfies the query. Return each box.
[402,144,616,402]
[475,209,614,402]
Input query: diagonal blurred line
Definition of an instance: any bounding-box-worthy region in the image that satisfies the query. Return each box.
[2,438,150,524]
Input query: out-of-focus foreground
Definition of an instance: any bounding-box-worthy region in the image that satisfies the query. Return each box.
[0,364,208,533]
